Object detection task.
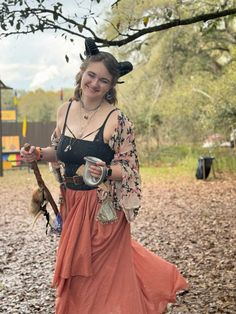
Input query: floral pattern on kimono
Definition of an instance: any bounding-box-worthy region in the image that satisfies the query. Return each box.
[97,110,142,222]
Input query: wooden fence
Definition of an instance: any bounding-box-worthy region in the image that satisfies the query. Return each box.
[2,121,56,169]
[2,121,56,148]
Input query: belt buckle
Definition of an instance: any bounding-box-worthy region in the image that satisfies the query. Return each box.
[72,175,79,185]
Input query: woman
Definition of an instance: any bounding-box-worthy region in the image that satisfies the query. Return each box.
[21,38,188,314]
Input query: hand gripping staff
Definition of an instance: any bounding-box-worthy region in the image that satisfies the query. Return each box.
[24,143,62,234]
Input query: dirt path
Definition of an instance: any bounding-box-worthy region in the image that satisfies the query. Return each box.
[0,171,235,313]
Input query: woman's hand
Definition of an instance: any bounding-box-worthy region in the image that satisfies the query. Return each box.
[20,145,38,163]
[89,161,107,179]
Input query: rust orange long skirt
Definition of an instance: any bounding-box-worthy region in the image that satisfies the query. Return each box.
[52,189,188,314]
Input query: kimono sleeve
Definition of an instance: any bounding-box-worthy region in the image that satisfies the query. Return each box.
[108,111,142,222]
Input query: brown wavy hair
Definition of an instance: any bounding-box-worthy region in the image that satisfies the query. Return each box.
[74,52,120,104]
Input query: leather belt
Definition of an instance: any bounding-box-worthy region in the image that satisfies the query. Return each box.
[63,175,84,185]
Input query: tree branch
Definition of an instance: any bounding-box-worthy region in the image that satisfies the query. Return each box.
[94,8,236,47]
[0,4,236,47]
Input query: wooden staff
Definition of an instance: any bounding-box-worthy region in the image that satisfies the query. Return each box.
[24,143,59,217]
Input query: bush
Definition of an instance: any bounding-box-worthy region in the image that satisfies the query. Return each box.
[139,144,236,175]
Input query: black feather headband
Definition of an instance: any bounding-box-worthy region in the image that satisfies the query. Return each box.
[81,37,133,79]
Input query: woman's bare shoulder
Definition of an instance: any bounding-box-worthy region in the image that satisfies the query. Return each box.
[57,101,71,118]
[110,108,131,125]
[106,106,120,127]
[56,100,72,134]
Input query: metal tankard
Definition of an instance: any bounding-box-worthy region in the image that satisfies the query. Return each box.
[83,156,107,187]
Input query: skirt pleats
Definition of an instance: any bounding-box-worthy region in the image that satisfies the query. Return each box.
[52,189,188,314]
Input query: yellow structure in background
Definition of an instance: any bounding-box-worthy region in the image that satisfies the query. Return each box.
[8,154,18,167]
[3,161,12,169]
[1,110,16,121]
[2,136,20,169]
[22,117,27,137]
[13,94,18,106]
[2,135,20,152]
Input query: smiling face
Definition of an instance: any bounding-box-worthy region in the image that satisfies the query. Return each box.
[80,61,113,101]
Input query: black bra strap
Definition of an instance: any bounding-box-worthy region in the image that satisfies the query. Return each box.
[62,100,73,135]
[81,127,100,140]
[100,109,118,131]
[82,108,118,140]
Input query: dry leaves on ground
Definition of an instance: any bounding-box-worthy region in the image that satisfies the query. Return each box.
[0,171,235,313]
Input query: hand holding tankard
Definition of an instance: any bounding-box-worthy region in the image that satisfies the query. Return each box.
[83,156,108,187]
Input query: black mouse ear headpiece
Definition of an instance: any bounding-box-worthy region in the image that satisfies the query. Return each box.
[85,37,100,56]
[81,38,133,80]
[80,38,99,60]
[118,61,133,77]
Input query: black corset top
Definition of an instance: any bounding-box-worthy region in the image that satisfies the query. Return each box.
[57,101,116,190]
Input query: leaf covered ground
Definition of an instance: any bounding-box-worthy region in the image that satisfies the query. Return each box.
[0,169,235,313]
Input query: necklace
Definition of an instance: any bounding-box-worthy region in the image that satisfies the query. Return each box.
[80,98,103,119]
[63,99,103,152]
[77,101,102,139]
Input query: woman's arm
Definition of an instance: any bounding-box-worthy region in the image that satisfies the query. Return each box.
[20,145,58,163]
[107,110,142,222]
[89,161,122,181]
[41,146,58,162]
[20,102,67,163]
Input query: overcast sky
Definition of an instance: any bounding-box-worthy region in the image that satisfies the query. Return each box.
[0,0,112,92]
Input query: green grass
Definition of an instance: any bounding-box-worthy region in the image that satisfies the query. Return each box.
[139,144,203,166]
[1,145,235,185]
[140,145,236,181]
[0,164,56,186]
[140,157,197,182]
